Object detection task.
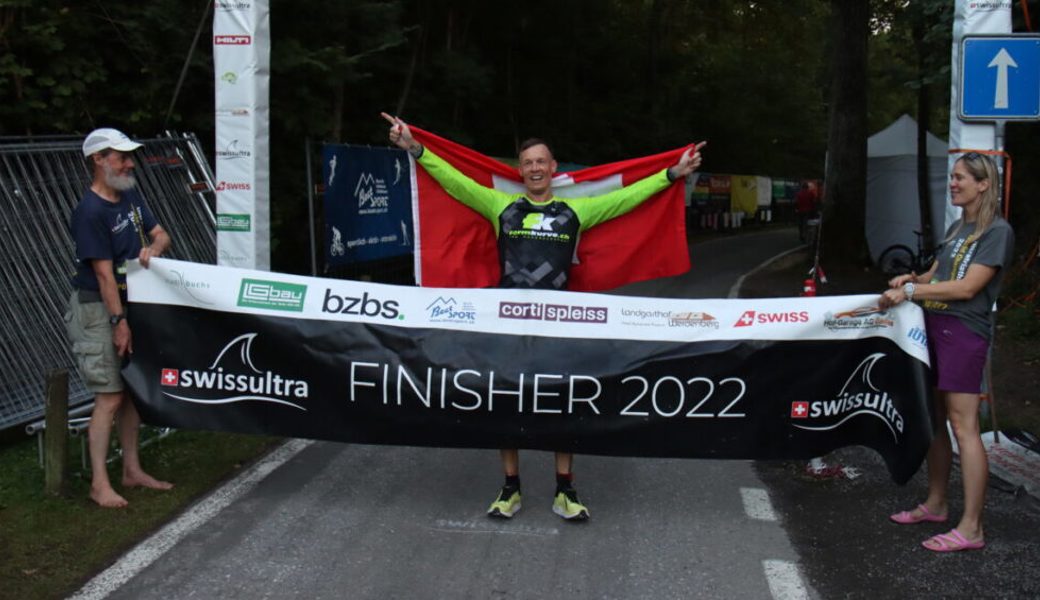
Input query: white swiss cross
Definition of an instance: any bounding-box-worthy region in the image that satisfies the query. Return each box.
[790,401,809,418]
[161,369,179,386]
[734,310,756,328]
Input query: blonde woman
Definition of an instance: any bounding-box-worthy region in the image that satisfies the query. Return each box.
[879,152,1014,552]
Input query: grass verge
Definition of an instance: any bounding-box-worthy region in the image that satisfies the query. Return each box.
[0,428,278,600]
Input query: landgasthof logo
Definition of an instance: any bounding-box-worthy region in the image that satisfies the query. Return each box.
[322,289,402,320]
[214,35,252,45]
[499,301,607,324]
[791,353,905,442]
[824,306,894,331]
[669,312,719,328]
[355,172,390,215]
[216,180,252,191]
[426,297,476,324]
[733,310,809,328]
[619,307,671,327]
[238,279,307,312]
[906,326,927,350]
[217,213,251,232]
[217,139,251,160]
[161,333,307,411]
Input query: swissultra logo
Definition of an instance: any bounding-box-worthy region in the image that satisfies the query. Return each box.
[791,353,905,442]
[237,279,307,312]
[161,333,307,411]
[322,288,402,320]
[499,301,607,324]
[733,310,809,328]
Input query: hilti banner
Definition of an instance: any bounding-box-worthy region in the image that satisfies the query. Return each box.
[124,259,934,483]
[213,0,270,269]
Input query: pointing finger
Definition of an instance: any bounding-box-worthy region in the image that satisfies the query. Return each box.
[380,112,396,124]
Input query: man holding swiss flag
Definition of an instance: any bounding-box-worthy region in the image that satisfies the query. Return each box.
[383,112,704,521]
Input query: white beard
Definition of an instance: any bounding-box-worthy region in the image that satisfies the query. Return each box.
[103,164,137,191]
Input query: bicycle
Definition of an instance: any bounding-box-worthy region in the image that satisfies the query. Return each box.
[878,229,938,277]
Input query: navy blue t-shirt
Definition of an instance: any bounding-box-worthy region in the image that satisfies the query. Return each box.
[69,188,158,293]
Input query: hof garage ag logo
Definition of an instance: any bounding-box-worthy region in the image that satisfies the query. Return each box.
[791,353,905,442]
[824,306,894,331]
[161,333,308,411]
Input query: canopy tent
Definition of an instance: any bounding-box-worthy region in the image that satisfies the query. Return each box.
[865,114,949,264]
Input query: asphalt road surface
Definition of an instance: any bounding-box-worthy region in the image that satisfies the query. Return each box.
[74,228,1040,599]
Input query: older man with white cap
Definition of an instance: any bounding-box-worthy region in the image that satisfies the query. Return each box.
[66,127,173,507]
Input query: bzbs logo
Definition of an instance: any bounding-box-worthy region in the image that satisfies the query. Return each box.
[238,279,307,312]
[161,333,308,410]
[322,289,402,320]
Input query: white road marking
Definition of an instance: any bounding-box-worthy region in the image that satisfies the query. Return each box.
[68,438,313,600]
[430,519,559,536]
[763,560,810,600]
[740,486,778,521]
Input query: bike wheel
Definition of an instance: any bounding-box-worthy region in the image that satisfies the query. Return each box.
[878,245,914,276]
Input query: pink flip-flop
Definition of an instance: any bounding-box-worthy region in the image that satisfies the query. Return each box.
[922,528,985,552]
[889,503,947,524]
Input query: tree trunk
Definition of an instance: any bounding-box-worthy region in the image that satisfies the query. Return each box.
[913,9,934,251]
[820,0,869,264]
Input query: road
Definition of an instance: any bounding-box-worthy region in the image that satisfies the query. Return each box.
[75,229,815,600]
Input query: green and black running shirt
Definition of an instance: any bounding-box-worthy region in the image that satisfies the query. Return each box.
[417,148,674,290]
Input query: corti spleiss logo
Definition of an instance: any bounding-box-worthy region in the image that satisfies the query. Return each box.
[161,333,308,411]
[790,353,905,442]
[237,279,307,312]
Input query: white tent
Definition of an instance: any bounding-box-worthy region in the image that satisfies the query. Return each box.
[865,114,949,264]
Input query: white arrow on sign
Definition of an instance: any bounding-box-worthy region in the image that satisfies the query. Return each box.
[987,48,1018,109]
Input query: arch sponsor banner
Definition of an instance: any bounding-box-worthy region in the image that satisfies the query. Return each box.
[124,259,934,483]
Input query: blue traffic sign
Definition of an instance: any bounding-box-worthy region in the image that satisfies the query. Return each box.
[960,35,1040,121]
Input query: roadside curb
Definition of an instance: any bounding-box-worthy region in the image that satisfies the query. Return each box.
[729,244,808,299]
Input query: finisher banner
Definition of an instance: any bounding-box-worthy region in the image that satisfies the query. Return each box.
[125,259,934,483]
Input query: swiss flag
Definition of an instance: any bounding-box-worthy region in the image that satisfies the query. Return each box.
[409,127,691,291]
[161,369,179,387]
[733,310,756,328]
[790,401,810,419]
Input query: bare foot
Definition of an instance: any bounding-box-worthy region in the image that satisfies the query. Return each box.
[91,486,129,508]
[123,472,174,491]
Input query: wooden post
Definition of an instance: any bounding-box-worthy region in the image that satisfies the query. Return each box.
[44,369,69,496]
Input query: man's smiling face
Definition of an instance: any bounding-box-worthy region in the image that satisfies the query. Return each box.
[518,143,557,198]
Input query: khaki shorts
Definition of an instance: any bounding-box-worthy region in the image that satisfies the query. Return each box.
[64,291,124,394]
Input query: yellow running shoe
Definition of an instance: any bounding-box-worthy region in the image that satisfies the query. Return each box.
[487,485,522,518]
[553,488,589,521]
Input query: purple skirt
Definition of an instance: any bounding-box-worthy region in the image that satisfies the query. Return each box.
[925,312,989,394]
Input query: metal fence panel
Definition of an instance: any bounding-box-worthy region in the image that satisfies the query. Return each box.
[0,133,216,431]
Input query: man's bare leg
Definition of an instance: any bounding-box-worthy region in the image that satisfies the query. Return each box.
[88,392,128,508]
[500,448,519,476]
[555,452,573,475]
[118,397,173,490]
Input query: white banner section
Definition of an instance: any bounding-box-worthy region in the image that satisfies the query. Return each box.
[214,0,271,270]
[128,259,929,365]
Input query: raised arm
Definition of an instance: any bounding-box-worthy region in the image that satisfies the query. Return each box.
[382,112,423,158]
[666,141,707,181]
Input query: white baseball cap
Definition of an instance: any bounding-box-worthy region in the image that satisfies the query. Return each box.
[82,128,143,157]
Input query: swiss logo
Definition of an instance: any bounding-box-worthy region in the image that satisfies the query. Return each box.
[790,401,809,419]
[161,369,179,386]
[734,310,756,327]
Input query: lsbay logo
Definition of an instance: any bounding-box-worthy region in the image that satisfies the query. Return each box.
[161,333,308,410]
[238,279,307,312]
[217,213,251,232]
[791,353,905,442]
[426,297,476,324]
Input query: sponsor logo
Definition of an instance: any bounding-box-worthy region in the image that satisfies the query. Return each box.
[968,1,1012,11]
[507,212,571,243]
[220,71,238,85]
[790,401,809,419]
[499,301,607,324]
[215,0,251,10]
[426,297,476,324]
[163,269,214,305]
[217,139,251,160]
[907,326,927,350]
[733,310,809,328]
[217,213,251,232]
[214,35,252,45]
[216,108,250,117]
[522,213,555,231]
[218,250,250,266]
[161,333,308,411]
[321,289,402,320]
[111,212,131,235]
[824,306,894,330]
[791,353,905,442]
[216,180,252,191]
[354,172,390,214]
[237,279,307,312]
[668,312,719,328]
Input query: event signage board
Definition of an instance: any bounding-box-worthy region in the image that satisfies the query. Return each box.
[213,1,270,269]
[322,145,414,266]
[124,259,935,484]
[960,35,1040,120]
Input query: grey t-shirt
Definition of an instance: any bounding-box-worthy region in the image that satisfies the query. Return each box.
[923,216,1014,340]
